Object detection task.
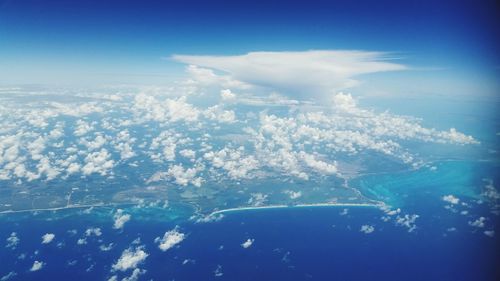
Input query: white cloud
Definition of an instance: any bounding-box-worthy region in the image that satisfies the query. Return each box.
[468,217,486,228]
[41,233,55,244]
[203,147,259,180]
[166,164,203,187]
[179,149,196,160]
[155,227,185,251]
[214,265,223,277]
[113,209,131,230]
[173,50,406,101]
[241,238,254,249]
[80,134,107,150]
[184,65,251,90]
[248,193,267,207]
[484,230,495,237]
[85,227,102,237]
[74,120,93,137]
[395,214,419,232]
[220,89,236,101]
[204,105,236,123]
[193,213,224,223]
[298,152,338,175]
[133,94,199,123]
[0,271,17,281]
[100,243,114,251]
[442,195,460,205]
[77,238,87,245]
[360,225,375,234]
[112,246,148,271]
[30,261,44,272]
[122,268,146,281]
[284,190,302,200]
[82,149,115,176]
[6,232,19,249]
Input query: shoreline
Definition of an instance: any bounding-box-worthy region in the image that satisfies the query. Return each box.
[0,203,117,215]
[209,202,384,216]
[0,201,386,216]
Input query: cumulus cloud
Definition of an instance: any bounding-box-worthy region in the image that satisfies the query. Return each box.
[166,164,203,187]
[173,50,406,101]
[442,195,460,205]
[396,214,419,232]
[41,233,55,244]
[85,227,102,237]
[5,232,19,249]
[468,217,486,228]
[484,230,495,237]
[112,246,148,271]
[155,227,185,251]
[122,268,146,281]
[113,209,131,230]
[30,261,44,272]
[82,149,115,176]
[360,225,375,234]
[284,190,302,200]
[241,238,254,249]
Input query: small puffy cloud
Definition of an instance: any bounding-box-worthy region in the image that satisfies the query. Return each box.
[203,147,259,180]
[77,238,87,245]
[5,232,19,249]
[112,246,148,271]
[30,261,44,272]
[82,149,115,176]
[360,225,375,234]
[284,190,302,200]
[220,89,236,101]
[332,92,357,111]
[74,120,93,136]
[248,193,267,207]
[241,238,254,249]
[41,233,55,244]
[193,213,224,223]
[0,271,17,281]
[468,217,486,228]
[133,94,200,123]
[100,243,114,252]
[299,151,338,175]
[395,214,419,232]
[214,265,223,277]
[113,209,131,230]
[155,227,185,251]
[484,230,495,237]
[442,195,460,205]
[85,227,102,237]
[122,268,146,281]
[179,149,196,160]
[166,164,203,187]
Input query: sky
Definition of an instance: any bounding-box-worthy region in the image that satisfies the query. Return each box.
[0,0,499,97]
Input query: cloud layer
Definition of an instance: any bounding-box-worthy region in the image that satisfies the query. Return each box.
[173,50,406,101]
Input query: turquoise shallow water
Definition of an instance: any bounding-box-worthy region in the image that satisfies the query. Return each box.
[352,160,499,208]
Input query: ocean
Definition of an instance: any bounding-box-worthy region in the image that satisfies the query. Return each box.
[1,198,498,281]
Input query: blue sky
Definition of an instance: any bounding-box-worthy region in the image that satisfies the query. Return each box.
[0,0,498,95]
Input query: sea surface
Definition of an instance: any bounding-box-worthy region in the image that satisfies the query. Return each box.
[1,169,498,281]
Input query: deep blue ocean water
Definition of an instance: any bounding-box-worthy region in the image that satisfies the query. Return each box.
[1,201,498,281]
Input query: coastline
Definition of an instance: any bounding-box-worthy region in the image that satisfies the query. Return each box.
[0,201,386,217]
[209,201,385,216]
